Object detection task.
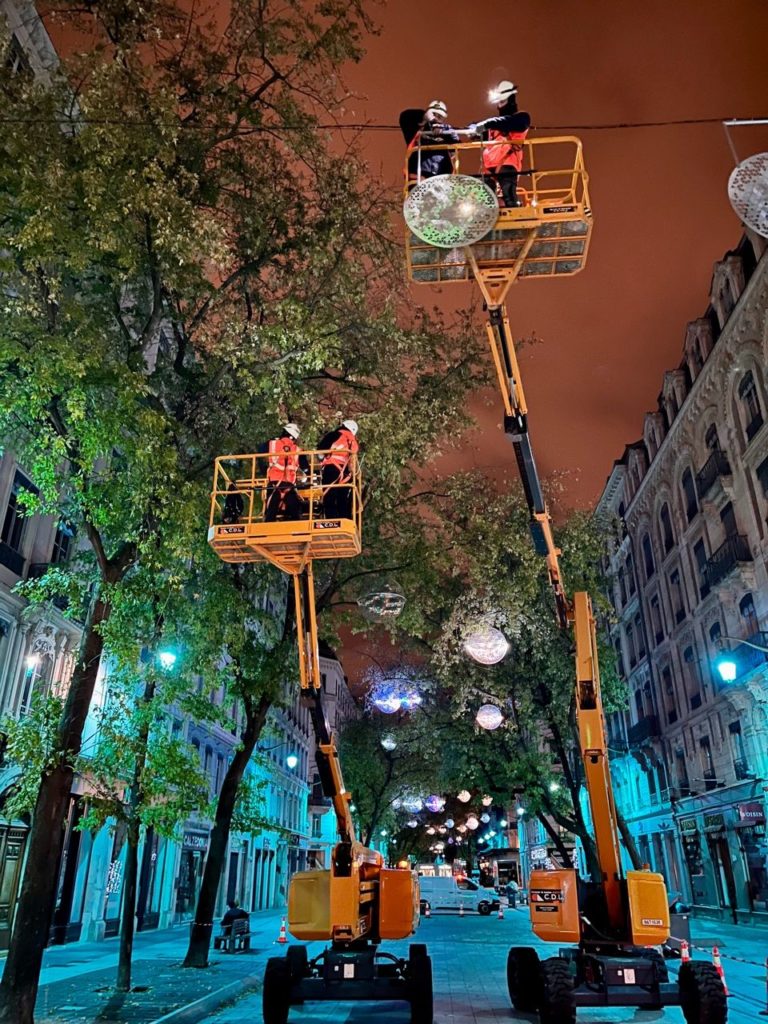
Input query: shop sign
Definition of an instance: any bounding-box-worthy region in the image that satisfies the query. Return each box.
[183,831,209,851]
[679,818,698,834]
[738,801,765,824]
[703,813,725,833]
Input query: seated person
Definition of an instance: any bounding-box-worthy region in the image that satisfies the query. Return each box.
[221,899,249,937]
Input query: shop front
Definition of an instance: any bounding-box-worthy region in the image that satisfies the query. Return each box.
[176,828,209,921]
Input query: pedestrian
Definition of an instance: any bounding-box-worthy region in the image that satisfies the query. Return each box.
[317,419,359,519]
[463,80,531,208]
[220,898,249,938]
[505,877,520,909]
[400,100,460,185]
[261,423,307,522]
[222,483,244,524]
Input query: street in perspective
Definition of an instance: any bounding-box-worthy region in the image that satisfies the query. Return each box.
[1,1,768,1024]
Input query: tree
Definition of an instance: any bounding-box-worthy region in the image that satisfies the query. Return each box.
[0,0,487,1013]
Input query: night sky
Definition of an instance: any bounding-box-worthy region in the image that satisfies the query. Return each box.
[345,0,768,507]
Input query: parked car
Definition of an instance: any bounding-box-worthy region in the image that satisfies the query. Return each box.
[418,874,502,915]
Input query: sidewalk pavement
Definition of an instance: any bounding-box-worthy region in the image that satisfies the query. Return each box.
[687,911,768,967]
[25,908,285,1024]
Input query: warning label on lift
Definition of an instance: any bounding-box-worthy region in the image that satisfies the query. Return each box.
[534,906,558,913]
[530,889,564,903]
[219,525,245,534]
[314,520,341,529]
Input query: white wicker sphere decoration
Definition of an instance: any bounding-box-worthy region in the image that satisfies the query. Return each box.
[463,626,510,666]
[728,153,768,238]
[475,704,504,730]
[465,815,480,831]
[457,789,472,803]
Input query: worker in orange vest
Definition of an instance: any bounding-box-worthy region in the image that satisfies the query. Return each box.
[261,423,308,522]
[464,81,531,208]
[317,419,359,519]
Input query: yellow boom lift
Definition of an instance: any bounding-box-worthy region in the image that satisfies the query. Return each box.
[208,451,430,1024]
[403,137,726,1023]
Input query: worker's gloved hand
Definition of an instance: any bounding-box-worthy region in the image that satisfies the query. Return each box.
[299,473,308,484]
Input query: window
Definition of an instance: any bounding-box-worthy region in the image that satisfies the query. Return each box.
[650,595,664,644]
[675,749,689,792]
[739,593,758,634]
[699,735,715,787]
[626,625,637,669]
[757,455,768,499]
[709,620,722,655]
[684,645,701,708]
[311,813,322,839]
[634,689,644,718]
[705,424,721,452]
[729,721,749,778]
[634,614,646,659]
[1,471,34,554]
[659,504,674,554]
[662,665,677,724]
[681,469,698,523]
[641,534,655,580]
[51,521,74,564]
[719,503,736,540]
[669,569,686,623]
[693,538,709,599]
[739,371,763,441]
[626,559,636,596]
[19,652,53,715]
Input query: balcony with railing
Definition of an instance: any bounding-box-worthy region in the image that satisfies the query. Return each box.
[627,715,660,746]
[733,757,754,781]
[703,534,752,589]
[696,450,732,500]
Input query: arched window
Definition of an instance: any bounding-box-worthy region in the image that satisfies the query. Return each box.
[681,468,698,523]
[659,504,674,554]
[738,371,764,442]
[683,645,702,709]
[739,593,758,635]
[641,533,655,580]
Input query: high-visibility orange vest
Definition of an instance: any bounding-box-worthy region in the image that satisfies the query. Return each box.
[482,128,528,173]
[323,428,359,478]
[267,437,299,484]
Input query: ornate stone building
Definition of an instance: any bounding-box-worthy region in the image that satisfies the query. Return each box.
[597,229,768,924]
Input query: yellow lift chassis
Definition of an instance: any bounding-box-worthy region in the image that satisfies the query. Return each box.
[207,450,431,1024]
[404,136,726,1024]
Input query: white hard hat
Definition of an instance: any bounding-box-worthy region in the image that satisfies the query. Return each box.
[283,423,300,440]
[489,80,517,105]
[426,99,448,118]
[342,419,358,435]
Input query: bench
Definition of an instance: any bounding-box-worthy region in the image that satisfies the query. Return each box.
[213,917,251,953]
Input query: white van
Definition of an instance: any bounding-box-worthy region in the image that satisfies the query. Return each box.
[418,874,502,915]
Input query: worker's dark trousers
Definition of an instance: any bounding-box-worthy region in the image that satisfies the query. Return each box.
[485,168,520,207]
[322,465,352,519]
[265,482,304,521]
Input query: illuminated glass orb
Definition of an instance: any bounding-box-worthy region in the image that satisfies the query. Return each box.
[403,796,424,813]
[158,649,177,670]
[381,734,398,751]
[457,824,468,834]
[463,626,509,666]
[438,826,447,835]
[457,790,471,803]
[392,798,402,810]
[548,781,561,793]
[426,827,436,835]
[516,806,526,817]
[425,795,445,813]
[286,754,299,770]
[434,842,445,852]
[404,174,499,248]
[357,583,406,621]
[465,815,479,831]
[371,692,402,714]
[481,795,493,807]
[447,837,455,845]
[455,836,463,845]
[480,813,490,824]
[444,818,455,829]
[366,671,425,715]
[407,819,418,828]
[476,704,504,730]
[728,153,768,239]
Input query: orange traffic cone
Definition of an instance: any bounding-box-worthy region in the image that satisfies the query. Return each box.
[680,940,690,964]
[712,946,729,996]
[277,916,288,944]
[498,903,504,920]
[459,902,464,918]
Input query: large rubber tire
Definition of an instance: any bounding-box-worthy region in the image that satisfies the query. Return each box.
[477,900,492,915]
[263,957,291,1024]
[409,950,434,1024]
[507,946,540,1013]
[538,957,575,1024]
[286,945,308,981]
[679,961,727,1024]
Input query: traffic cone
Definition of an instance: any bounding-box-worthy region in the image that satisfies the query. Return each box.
[680,940,690,964]
[459,902,464,918]
[712,945,729,996]
[425,903,431,918]
[277,916,288,944]
[498,903,504,920]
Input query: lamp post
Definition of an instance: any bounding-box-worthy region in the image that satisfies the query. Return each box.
[715,634,768,683]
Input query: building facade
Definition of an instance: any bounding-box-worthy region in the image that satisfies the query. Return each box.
[597,229,768,924]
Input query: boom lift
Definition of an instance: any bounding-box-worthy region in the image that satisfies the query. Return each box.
[208,451,431,1024]
[404,137,726,1023]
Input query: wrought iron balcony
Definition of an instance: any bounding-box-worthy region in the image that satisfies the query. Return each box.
[704,534,752,589]
[696,450,732,499]
[0,541,24,576]
[733,757,754,780]
[627,715,660,745]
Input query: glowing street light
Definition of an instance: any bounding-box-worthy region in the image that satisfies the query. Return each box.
[516,806,526,817]
[158,649,178,671]
[481,795,493,807]
[716,658,738,683]
[286,753,299,770]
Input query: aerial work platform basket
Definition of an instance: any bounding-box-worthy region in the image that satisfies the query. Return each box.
[207,450,362,574]
[404,136,592,305]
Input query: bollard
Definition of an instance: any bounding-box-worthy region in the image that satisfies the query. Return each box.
[277,916,288,944]
[497,903,504,920]
[680,940,690,964]
[760,955,768,1015]
[459,901,464,917]
[711,945,730,997]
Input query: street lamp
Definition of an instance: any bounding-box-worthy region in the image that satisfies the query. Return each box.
[716,658,738,683]
[157,649,178,671]
[714,634,768,683]
[286,753,299,770]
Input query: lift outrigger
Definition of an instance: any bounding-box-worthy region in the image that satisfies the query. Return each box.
[208,451,431,1024]
[404,135,727,1023]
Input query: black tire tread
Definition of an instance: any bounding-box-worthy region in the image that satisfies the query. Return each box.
[410,953,434,1024]
[506,945,540,1013]
[679,961,727,1024]
[263,956,291,1024]
[539,957,575,1024]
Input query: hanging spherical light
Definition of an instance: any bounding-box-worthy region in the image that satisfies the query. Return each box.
[457,824,468,834]
[426,826,436,835]
[380,734,397,751]
[481,795,493,807]
[463,625,509,666]
[391,798,402,810]
[438,826,447,835]
[357,582,407,621]
[424,795,445,813]
[475,704,504,730]
[444,818,454,829]
[407,819,418,828]
[465,815,479,831]
[371,691,402,714]
[457,789,471,803]
[480,813,491,824]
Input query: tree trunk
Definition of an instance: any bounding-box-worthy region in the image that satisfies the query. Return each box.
[116,820,140,992]
[535,812,573,868]
[183,694,270,969]
[0,596,110,1024]
[616,808,643,870]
